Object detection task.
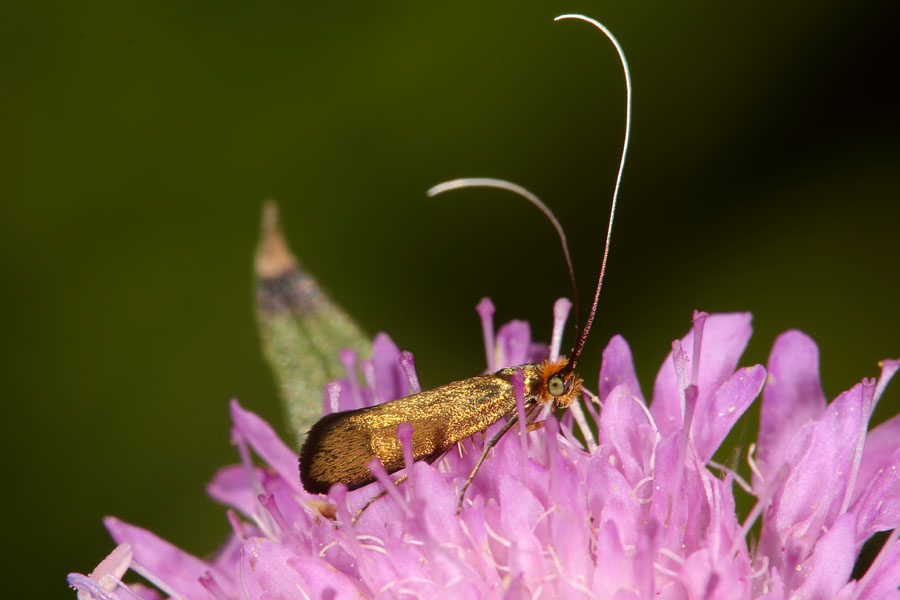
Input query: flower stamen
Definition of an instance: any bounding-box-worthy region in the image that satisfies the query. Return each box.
[654,562,681,578]
[550,298,572,361]
[398,351,421,394]
[569,397,598,451]
[397,422,416,491]
[367,458,411,517]
[484,522,512,548]
[476,298,496,372]
[259,493,300,548]
[339,348,360,406]
[325,381,341,414]
[658,547,685,566]
[690,310,708,387]
[749,555,769,579]
[874,359,900,407]
[634,476,655,503]
[746,443,764,483]
[198,572,229,600]
[707,459,753,494]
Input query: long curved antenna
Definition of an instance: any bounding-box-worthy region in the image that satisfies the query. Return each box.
[554,14,632,376]
[427,177,581,337]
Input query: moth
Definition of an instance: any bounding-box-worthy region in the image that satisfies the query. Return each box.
[300,356,583,510]
[299,14,630,516]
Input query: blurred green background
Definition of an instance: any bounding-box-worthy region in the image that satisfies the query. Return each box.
[2,1,898,597]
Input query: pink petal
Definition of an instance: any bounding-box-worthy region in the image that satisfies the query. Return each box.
[611,591,642,600]
[856,412,900,507]
[229,399,302,494]
[549,479,592,580]
[210,533,244,585]
[526,341,549,364]
[586,463,642,548]
[758,330,827,479]
[206,464,262,516]
[647,433,691,551]
[409,461,468,547]
[125,583,163,600]
[88,542,132,590]
[792,513,856,599]
[501,573,532,600]
[854,359,900,505]
[694,364,766,463]
[598,334,644,403]
[597,383,653,486]
[651,313,753,434]
[591,521,632,597]
[770,383,865,563]
[875,359,900,405]
[498,474,545,578]
[286,555,365,599]
[322,379,356,413]
[68,543,134,600]
[259,468,316,539]
[104,516,224,599]
[856,537,900,599]
[476,298,496,371]
[371,332,409,404]
[238,537,308,599]
[853,446,900,542]
[66,574,117,600]
[679,549,714,599]
[495,320,532,368]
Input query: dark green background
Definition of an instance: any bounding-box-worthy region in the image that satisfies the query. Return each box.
[2,2,898,598]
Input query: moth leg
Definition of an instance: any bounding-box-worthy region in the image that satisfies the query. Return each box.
[526,420,546,432]
[352,474,408,524]
[457,414,519,514]
[354,443,455,524]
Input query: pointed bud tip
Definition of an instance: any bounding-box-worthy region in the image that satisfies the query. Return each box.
[255,200,297,278]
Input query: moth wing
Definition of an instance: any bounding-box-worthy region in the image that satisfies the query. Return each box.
[299,372,520,493]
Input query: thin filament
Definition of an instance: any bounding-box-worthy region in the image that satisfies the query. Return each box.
[554,13,632,374]
[427,177,580,336]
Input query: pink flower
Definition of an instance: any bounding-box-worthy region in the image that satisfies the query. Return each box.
[69,303,899,599]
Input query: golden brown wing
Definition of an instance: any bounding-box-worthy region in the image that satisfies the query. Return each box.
[299,366,543,494]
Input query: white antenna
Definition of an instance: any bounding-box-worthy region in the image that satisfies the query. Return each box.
[554,13,632,373]
[428,14,633,374]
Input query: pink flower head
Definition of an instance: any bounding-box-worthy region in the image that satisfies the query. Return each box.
[69,303,900,599]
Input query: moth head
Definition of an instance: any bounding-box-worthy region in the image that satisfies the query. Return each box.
[538,358,583,409]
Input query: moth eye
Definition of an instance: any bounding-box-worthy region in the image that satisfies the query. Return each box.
[548,375,566,396]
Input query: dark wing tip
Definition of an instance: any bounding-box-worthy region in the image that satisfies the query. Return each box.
[299,411,346,495]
